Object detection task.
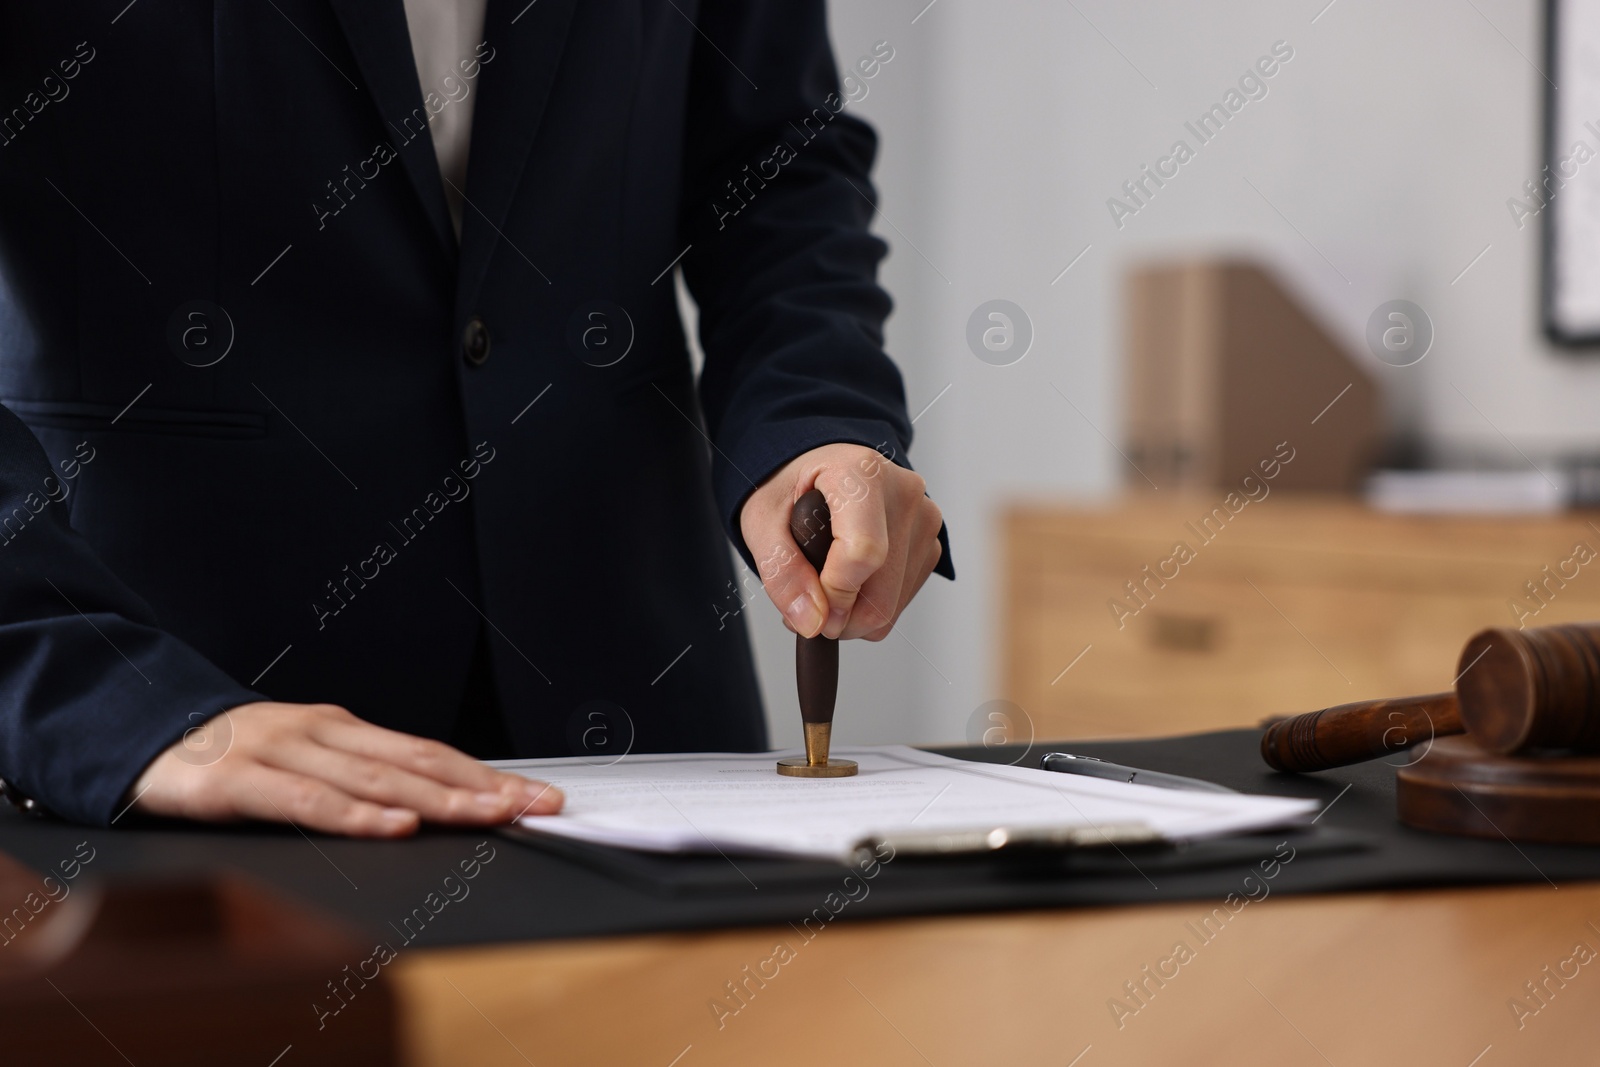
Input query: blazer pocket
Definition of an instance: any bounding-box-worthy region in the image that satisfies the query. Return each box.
[2,397,268,440]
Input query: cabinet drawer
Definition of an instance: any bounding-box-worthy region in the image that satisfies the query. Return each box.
[1003,500,1600,741]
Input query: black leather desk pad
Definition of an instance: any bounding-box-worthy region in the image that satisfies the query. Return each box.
[0,730,1591,949]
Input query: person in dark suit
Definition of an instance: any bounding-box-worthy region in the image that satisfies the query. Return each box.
[0,0,948,835]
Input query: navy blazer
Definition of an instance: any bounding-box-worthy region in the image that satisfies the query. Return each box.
[0,0,950,826]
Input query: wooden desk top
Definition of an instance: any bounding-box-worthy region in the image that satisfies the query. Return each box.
[395,881,1596,1066]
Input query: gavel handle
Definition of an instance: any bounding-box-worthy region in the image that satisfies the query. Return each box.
[1260,692,1462,773]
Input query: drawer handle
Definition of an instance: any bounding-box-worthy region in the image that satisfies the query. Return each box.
[1149,613,1219,652]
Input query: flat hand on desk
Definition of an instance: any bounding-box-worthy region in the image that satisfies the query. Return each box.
[739,443,943,641]
[129,702,563,837]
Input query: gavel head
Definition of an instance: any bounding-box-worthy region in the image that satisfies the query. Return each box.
[1456,624,1600,755]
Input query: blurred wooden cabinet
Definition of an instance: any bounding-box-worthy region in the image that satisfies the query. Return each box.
[1003,496,1600,740]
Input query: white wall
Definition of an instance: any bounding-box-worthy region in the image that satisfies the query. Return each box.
[738,0,1596,750]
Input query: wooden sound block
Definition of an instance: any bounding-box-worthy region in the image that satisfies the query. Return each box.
[0,852,398,1065]
[1397,735,1600,845]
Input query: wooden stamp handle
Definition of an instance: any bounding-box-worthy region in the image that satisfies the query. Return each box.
[1260,692,1462,773]
[789,489,837,726]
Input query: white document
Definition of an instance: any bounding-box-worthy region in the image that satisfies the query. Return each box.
[495,745,1317,864]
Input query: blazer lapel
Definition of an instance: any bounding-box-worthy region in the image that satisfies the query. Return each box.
[326,0,458,264]
[455,0,580,309]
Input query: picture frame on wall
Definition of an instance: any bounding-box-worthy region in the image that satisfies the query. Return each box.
[1544,0,1600,345]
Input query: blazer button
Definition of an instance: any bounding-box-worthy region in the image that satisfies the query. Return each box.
[462,317,491,366]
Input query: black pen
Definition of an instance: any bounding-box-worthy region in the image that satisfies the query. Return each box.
[1040,752,1237,794]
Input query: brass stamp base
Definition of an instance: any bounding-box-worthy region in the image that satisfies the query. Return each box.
[775,721,859,777]
[776,757,859,778]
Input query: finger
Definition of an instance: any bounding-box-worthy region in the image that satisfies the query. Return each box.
[918,534,944,595]
[745,502,826,638]
[895,523,942,610]
[843,578,900,641]
[815,471,890,639]
[845,496,942,641]
[858,534,942,641]
[231,764,420,838]
[256,739,529,825]
[309,712,563,813]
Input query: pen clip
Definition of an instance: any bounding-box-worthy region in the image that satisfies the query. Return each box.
[853,822,1161,863]
[1042,753,1104,766]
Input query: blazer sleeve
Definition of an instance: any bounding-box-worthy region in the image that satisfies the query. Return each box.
[0,405,264,826]
[677,0,953,580]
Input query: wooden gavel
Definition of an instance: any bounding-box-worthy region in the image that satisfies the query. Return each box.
[1261,622,1600,772]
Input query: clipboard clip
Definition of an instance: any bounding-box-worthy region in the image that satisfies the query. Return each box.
[854,821,1161,863]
